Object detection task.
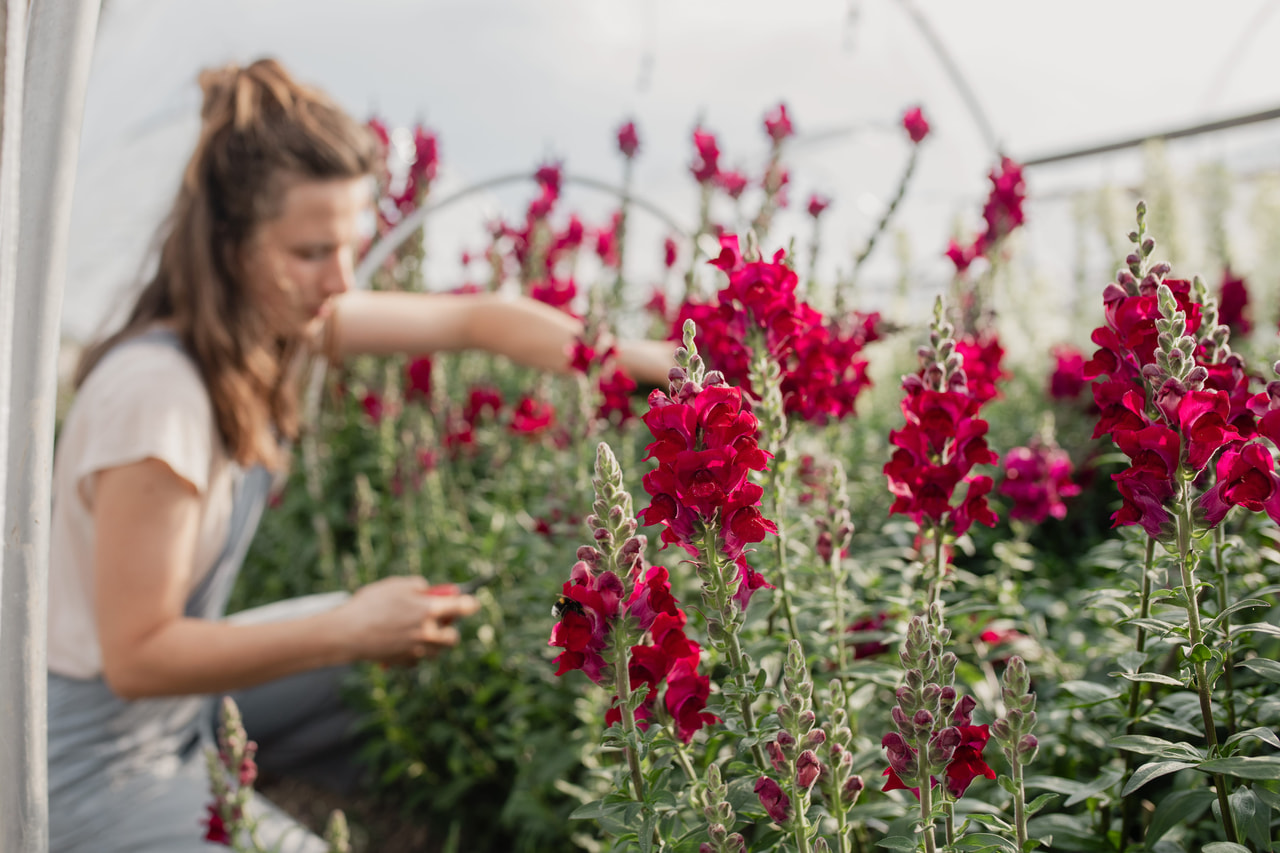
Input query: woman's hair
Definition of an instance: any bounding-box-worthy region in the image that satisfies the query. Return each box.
[75,58,378,469]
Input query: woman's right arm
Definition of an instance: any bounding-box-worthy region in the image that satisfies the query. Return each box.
[93,458,477,700]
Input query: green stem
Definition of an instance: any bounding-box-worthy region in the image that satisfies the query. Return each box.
[834,793,852,853]
[1214,525,1237,737]
[786,776,813,853]
[1120,536,1156,853]
[612,629,647,802]
[1012,757,1028,850]
[704,528,769,772]
[769,464,800,644]
[832,548,848,677]
[1177,487,1237,844]
[944,802,955,849]
[918,760,938,853]
[926,523,946,612]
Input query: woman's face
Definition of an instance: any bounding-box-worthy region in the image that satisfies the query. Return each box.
[240,176,371,339]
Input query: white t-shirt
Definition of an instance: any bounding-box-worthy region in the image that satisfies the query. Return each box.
[48,333,237,678]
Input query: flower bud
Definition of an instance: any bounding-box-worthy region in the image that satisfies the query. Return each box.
[704,370,726,386]
[1003,656,1030,696]
[795,750,822,789]
[1017,734,1039,765]
[1150,261,1172,277]
[1141,237,1155,256]
[842,775,865,805]
[776,703,794,727]
[576,546,602,566]
[806,729,827,749]
[921,683,942,707]
[952,694,977,727]
[912,709,934,730]
[776,730,796,751]
[814,839,831,853]
[767,740,787,772]
[928,726,962,767]
[727,834,746,853]
[881,732,917,778]
[892,706,916,738]
[754,776,791,824]
[816,531,833,563]
[990,717,1013,744]
[799,710,817,732]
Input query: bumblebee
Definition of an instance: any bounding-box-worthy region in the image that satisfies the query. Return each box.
[552,595,585,620]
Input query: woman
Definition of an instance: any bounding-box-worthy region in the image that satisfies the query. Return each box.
[48,58,673,852]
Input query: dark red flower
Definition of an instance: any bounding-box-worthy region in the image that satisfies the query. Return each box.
[1199,441,1280,527]
[754,776,791,823]
[663,237,678,270]
[405,357,433,400]
[1049,344,1086,400]
[1000,443,1081,523]
[902,106,930,144]
[944,725,997,798]
[624,565,680,630]
[464,386,503,423]
[665,658,718,742]
[203,804,232,845]
[807,193,831,218]
[1218,270,1251,334]
[846,612,890,659]
[361,392,385,424]
[530,277,577,313]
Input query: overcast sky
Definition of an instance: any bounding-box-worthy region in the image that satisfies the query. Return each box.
[64,0,1280,341]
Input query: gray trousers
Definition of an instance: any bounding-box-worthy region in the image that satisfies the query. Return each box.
[49,593,361,853]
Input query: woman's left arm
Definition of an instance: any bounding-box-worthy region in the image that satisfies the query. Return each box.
[327,290,675,385]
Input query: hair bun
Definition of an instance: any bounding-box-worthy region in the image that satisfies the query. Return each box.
[197,63,242,126]
[197,59,298,133]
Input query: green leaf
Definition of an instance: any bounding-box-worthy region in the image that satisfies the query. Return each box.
[1206,598,1269,628]
[1107,734,1177,755]
[1229,787,1272,852]
[1232,623,1280,639]
[1064,768,1125,806]
[1121,760,1197,795]
[1237,658,1280,682]
[1254,780,1280,811]
[1198,756,1280,780]
[1187,642,1212,663]
[1111,671,1184,687]
[1224,726,1280,751]
[1057,680,1122,707]
[1203,844,1251,853]
[1025,792,1060,817]
[875,837,919,851]
[998,774,1019,796]
[1146,788,1216,845]
[952,834,1017,852]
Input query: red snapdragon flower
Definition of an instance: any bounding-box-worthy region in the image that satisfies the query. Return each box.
[597,366,637,425]
[361,392,385,424]
[548,560,624,683]
[807,193,831,218]
[530,277,578,314]
[1218,270,1251,334]
[755,776,792,823]
[203,805,232,845]
[715,169,749,199]
[510,396,555,436]
[956,333,1009,405]
[406,356,433,400]
[884,379,1000,535]
[464,386,504,424]
[764,102,794,143]
[1199,441,1280,527]
[663,237,678,270]
[691,128,721,183]
[616,120,640,159]
[846,612,890,660]
[999,443,1080,524]
[902,106,930,144]
[1049,344,1086,400]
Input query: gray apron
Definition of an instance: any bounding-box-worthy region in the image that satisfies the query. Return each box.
[47,331,352,853]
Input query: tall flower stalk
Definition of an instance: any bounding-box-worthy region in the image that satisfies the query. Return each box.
[991,657,1040,850]
[638,320,779,771]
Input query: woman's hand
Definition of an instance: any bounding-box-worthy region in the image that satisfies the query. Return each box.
[329,576,480,664]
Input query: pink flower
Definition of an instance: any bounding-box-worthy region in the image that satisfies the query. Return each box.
[690,128,721,184]
[663,237,678,270]
[806,193,831,218]
[616,120,640,159]
[764,102,794,143]
[716,169,749,200]
[902,106,930,144]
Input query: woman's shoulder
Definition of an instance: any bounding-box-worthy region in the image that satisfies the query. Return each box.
[78,330,209,409]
